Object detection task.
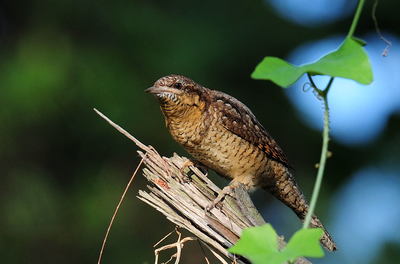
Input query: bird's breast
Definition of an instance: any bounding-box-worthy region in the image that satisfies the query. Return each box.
[186,122,269,186]
[166,112,269,187]
[166,117,205,149]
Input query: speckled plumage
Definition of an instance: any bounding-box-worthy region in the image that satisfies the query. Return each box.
[146,74,336,251]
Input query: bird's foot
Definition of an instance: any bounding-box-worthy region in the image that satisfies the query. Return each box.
[180,159,194,171]
[205,185,236,212]
[179,159,194,183]
[180,159,208,177]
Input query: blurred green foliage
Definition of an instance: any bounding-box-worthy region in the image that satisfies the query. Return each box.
[0,0,399,263]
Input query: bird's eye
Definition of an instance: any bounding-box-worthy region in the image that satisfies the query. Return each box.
[173,82,182,89]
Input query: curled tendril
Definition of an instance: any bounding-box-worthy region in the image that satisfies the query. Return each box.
[302,81,324,101]
[372,0,392,57]
[302,82,313,92]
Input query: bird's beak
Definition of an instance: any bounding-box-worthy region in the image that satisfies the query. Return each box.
[145,86,182,95]
[145,86,160,94]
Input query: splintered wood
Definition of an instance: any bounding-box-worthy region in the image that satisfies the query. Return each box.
[94,109,310,264]
[138,150,246,263]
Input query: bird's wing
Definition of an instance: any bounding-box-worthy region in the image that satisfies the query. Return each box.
[211,91,290,167]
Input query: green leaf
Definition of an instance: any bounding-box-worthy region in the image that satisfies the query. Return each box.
[282,228,325,261]
[228,224,280,261]
[228,225,325,264]
[228,224,288,264]
[252,37,373,87]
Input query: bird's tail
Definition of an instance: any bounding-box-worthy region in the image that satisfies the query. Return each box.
[308,214,337,251]
[263,164,337,251]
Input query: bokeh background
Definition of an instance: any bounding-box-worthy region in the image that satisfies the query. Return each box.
[1,0,399,263]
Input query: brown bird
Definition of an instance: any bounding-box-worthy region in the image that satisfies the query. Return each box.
[146,74,337,251]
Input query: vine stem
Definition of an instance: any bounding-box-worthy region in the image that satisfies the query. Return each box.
[302,0,366,229]
[347,0,365,38]
[302,76,333,229]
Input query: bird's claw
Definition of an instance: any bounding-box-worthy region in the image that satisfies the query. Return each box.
[180,159,194,173]
[205,198,223,213]
[204,185,236,213]
[180,159,208,177]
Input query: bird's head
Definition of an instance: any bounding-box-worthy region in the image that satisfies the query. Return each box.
[146,74,208,118]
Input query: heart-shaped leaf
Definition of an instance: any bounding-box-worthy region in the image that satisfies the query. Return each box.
[229,225,325,264]
[282,228,325,261]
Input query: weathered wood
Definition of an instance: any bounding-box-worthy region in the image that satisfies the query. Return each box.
[137,150,310,264]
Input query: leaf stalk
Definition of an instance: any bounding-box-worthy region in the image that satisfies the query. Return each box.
[347,0,365,38]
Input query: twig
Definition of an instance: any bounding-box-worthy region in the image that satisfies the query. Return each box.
[93,108,150,152]
[154,229,196,264]
[197,239,211,264]
[202,242,229,264]
[97,158,144,264]
[154,228,176,248]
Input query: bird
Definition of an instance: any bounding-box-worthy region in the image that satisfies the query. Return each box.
[145,74,337,251]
